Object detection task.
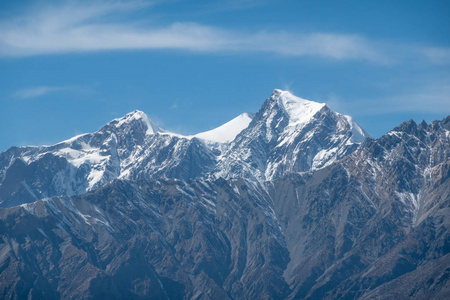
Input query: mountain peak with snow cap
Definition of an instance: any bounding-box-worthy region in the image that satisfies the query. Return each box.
[109,110,161,135]
[268,89,326,127]
[213,89,371,180]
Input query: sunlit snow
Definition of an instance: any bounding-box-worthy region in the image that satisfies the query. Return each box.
[194,112,254,143]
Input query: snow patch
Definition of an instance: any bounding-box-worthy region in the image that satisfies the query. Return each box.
[275,90,325,127]
[344,115,371,142]
[395,191,420,211]
[194,112,254,143]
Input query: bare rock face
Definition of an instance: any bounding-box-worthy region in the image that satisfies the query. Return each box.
[0,92,448,299]
[0,179,289,299]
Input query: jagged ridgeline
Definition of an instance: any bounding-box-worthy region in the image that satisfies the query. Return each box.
[0,90,449,299]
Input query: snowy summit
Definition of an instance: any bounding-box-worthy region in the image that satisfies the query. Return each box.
[112,110,161,135]
[271,89,326,126]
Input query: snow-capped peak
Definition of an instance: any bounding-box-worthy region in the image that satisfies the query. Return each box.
[113,110,161,134]
[194,112,254,143]
[270,89,326,126]
[269,90,370,142]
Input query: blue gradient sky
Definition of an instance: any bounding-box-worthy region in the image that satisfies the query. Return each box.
[1,0,449,152]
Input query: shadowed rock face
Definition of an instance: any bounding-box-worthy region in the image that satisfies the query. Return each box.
[0,179,289,299]
[0,94,448,298]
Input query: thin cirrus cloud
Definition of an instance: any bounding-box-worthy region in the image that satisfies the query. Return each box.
[13,86,73,100]
[0,2,387,62]
[422,47,450,65]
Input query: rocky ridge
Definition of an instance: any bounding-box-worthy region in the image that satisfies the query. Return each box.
[0,89,369,208]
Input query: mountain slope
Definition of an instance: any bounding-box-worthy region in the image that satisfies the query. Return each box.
[0,178,291,299]
[272,116,450,299]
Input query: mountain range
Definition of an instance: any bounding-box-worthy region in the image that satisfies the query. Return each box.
[0,89,448,299]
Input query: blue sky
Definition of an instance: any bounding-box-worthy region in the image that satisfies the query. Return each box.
[1,0,449,152]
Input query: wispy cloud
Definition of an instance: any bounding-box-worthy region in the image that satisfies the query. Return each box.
[13,86,76,100]
[0,2,447,66]
[169,98,192,110]
[181,0,274,16]
[423,47,450,65]
[14,86,61,99]
[0,2,384,62]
